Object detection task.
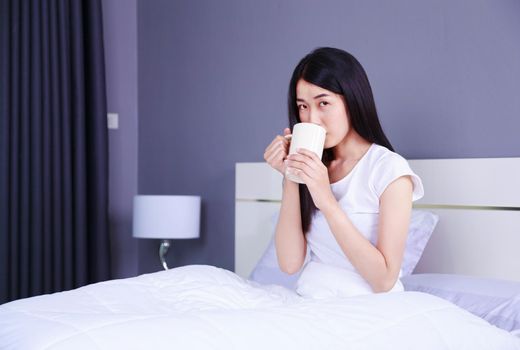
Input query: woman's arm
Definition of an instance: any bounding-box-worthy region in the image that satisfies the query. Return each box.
[321,176,413,292]
[264,129,306,274]
[274,178,307,274]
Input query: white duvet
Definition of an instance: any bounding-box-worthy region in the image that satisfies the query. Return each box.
[0,265,519,350]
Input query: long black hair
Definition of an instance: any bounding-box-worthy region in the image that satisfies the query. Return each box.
[287,47,394,234]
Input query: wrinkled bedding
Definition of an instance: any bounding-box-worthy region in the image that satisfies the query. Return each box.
[0,265,519,349]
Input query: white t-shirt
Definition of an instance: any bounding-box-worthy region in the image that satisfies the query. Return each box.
[298,143,424,297]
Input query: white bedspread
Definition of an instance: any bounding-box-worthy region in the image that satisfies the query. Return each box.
[1,265,519,350]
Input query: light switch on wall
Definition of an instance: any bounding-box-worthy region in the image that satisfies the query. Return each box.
[108,113,119,129]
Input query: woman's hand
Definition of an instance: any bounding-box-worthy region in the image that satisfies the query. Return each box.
[264,128,292,175]
[285,148,336,211]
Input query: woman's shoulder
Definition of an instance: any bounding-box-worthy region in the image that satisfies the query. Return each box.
[367,143,409,169]
[367,144,424,200]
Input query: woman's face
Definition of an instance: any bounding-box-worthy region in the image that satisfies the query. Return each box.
[295,79,350,149]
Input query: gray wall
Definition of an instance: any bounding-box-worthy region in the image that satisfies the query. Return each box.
[103,0,139,278]
[135,0,520,273]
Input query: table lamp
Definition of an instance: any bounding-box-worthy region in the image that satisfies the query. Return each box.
[133,195,201,270]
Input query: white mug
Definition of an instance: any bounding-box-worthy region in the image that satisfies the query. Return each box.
[285,123,326,184]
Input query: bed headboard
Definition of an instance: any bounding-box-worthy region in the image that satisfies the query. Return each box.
[235,158,520,282]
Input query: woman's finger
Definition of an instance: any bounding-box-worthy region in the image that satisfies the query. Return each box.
[266,147,284,165]
[296,148,321,162]
[265,136,289,155]
[264,147,279,163]
[285,160,316,179]
[286,166,310,184]
[264,138,286,160]
[287,152,320,171]
[263,138,279,155]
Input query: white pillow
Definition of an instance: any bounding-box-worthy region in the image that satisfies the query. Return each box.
[402,210,439,275]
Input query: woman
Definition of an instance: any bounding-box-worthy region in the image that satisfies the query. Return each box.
[263,47,424,295]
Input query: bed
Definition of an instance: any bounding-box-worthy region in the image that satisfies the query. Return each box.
[1,157,519,349]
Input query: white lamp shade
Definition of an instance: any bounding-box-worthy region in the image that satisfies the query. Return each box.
[133,195,201,239]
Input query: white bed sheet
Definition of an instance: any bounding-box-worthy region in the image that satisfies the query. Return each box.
[0,265,519,350]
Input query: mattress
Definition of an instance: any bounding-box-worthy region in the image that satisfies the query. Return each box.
[0,265,519,349]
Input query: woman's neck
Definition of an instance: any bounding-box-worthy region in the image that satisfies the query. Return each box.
[331,131,372,161]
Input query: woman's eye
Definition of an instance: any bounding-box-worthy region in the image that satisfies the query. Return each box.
[297,105,307,110]
[319,101,329,107]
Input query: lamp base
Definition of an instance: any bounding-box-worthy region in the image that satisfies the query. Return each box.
[159,239,171,270]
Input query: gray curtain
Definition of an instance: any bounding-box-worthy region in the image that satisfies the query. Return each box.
[0,0,111,304]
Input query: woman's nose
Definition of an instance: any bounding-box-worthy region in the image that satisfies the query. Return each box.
[308,110,322,126]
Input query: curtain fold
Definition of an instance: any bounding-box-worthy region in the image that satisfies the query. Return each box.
[0,0,111,304]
